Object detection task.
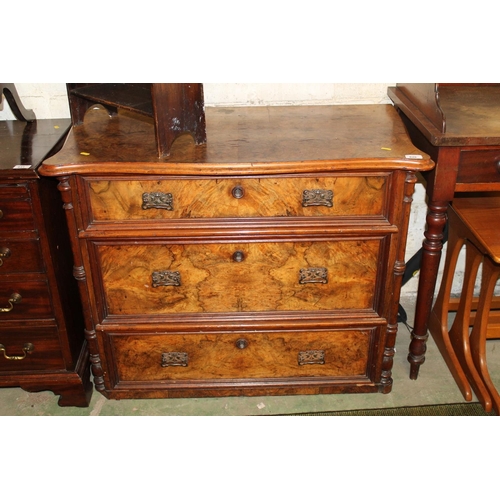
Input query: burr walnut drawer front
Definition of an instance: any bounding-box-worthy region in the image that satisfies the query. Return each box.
[0,186,35,232]
[457,149,500,185]
[95,239,381,316]
[0,280,53,320]
[86,175,389,221]
[0,325,65,372]
[110,328,375,382]
[0,238,43,274]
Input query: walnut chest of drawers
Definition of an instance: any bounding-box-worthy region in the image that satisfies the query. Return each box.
[39,104,433,400]
[0,119,92,406]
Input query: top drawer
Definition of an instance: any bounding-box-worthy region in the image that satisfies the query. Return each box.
[85,175,389,222]
[0,183,35,232]
[457,149,500,186]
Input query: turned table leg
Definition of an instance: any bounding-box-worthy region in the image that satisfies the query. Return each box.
[408,201,448,379]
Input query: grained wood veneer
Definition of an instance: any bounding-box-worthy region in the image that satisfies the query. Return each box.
[39,103,433,400]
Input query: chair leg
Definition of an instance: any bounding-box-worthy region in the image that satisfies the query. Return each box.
[428,211,473,400]
[448,241,492,412]
[470,257,500,415]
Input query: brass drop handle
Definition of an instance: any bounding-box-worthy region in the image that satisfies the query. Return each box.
[0,209,3,219]
[298,350,325,365]
[0,292,22,312]
[299,268,328,284]
[161,352,188,367]
[142,192,173,210]
[0,342,34,361]
[0,247,11,267]
[232,251,245,262]
[302,189,334,207]
[235,338,248,349]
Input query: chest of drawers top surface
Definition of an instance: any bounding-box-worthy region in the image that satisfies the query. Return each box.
[39,105,433,175]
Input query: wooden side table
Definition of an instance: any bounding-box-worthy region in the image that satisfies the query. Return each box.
[430,194,500,412]
[388,83,500,381]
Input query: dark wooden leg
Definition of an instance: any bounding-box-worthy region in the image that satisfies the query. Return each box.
[408,200,448,379]
[17,344,93,407]
[54,374,93,407]
[1,83,36,121]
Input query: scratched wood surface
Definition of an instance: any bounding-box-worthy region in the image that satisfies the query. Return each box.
[97,239,380,315]
[39,104,433,176]
[111,329,372,380]
[87,175,388,220]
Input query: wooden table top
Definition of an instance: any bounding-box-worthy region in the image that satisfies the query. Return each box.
[439,86,500,142]
[388,85,500,147]
[453,195,500,263]
[40,104,433,177]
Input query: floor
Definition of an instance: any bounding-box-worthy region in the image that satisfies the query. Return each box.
[1,295,499,416]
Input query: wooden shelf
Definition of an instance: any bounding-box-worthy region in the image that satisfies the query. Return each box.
[69,83,153,116]
[67,83,207,157]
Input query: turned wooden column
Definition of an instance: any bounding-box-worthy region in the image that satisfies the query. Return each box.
[408,147,460,378]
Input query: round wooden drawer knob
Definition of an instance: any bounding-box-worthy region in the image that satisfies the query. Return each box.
[232,251,245,262]
[231,186,244,199]
[235,338,248,349]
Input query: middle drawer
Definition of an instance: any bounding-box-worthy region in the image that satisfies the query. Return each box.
[94,238,382,317]
[0,280,53,320]
[0,238,44,275]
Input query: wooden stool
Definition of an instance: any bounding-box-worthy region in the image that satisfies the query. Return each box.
[428,195,500,414]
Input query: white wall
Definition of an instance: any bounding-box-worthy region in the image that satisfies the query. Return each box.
[0,83,70,120]
[1,83,479,302]
[0,83,394,119]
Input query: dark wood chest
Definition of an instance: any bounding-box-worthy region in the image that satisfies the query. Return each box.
[0,119,92,406]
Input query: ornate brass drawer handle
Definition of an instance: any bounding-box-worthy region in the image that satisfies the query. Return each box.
[298,350,325,366]
[299,267,328,284]
[152,271,181,287]
[0,342,34,361]
[0,292,22,312]
[302,189,333,207]
[161,351,188,367]
[142,192,173,210]
[0,209,4,219]
[0,247,11,267]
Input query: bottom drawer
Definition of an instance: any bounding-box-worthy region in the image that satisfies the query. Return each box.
[0,326,65,372]
[110,328,375,382]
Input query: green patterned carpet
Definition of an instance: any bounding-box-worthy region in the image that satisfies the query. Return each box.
[280,403,494,416]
